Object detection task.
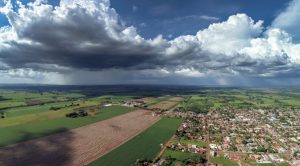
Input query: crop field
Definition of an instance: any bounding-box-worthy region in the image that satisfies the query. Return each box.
[141,96,172,105]
[148,97,184,110]
[1,86,299,166]
[89,118,182,166]
[4,101,82,118]
[0,105,135,147]
[0,89,137,147]
[0,110,159,166]
[177,89,300,114]
[0,90,84,110]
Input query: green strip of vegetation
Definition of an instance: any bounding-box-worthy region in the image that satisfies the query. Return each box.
[89,118,182,166]
[162,150,202,161]
[0,106,134,147]
[4,101,79,118]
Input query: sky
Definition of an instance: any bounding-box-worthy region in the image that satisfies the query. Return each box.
[0,0,300,86]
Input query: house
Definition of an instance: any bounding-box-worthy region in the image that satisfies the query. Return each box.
[291,160,300,166]
[104,103,112,107]
[209,144,217,150]
[210,151,217,157]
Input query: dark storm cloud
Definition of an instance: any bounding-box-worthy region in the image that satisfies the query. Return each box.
[0,0,170,71]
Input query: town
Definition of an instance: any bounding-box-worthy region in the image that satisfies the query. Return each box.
[146,105,300,166]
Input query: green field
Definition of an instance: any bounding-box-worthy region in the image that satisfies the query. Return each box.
[0,90,84,109]
[0,99,102,128]
[210,156,239,166]
[177,89,300,114]
[255,163,290,166]
[162,150,202,161]
[89,118,182,166]
[0,90,135,147]
[0,106,134,147]
[4,101,81,118]
[145,96,172,106]
[172,138,206,148]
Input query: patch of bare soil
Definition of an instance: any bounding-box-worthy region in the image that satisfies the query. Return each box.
[0,110,160,166]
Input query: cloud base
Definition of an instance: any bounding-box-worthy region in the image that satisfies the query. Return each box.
[0,0,300,86]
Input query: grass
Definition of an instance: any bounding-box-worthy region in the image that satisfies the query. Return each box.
[4,101,80,118]
[0,90,84,109]
[0,100,101,128]
[89,118,182,166]
[0,101,25,109]
[211,156,239,166]
[255,163,290,166]
[162,150,201,161]
[0,106,134,147]
[180,89,300,113]
[172,138,206,148]
[145,96,172,106]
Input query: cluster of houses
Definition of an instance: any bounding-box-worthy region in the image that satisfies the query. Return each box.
[122,99,145,107]
[167,142,206,154]
[132,95,300,166]
[159,106,300,166]
[250,153,285,164]
[206,108,300,165]
[175,118,205,141]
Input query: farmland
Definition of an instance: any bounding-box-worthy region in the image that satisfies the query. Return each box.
[177,88,300,114]
[89,118,182,166]
[1,86,300,166]
[0,110,159,166]
[0,106,135,146]
[148,96,184,111]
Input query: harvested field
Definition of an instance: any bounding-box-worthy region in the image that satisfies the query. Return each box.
[148,97,183,110]
[0,110,160,166]
[89,118,183,166]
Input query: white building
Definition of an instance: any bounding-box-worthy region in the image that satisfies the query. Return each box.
[268,154,284,163]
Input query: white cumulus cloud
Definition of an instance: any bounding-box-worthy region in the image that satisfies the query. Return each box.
[272,0,300,42]
[0,0,299,85]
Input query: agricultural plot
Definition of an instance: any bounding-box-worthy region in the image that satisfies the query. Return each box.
[0,90,84,110]
[4,101,81,118]
[148,97,183,111]
[89,118,182,166]
[0,99,102,128]
[178,89,300,114]
[140,96,172,106]
[0,106,135,147]
[1,87,299,166]
[0,110,159,166]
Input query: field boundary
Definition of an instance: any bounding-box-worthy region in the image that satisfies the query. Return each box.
[0,109,160,166]
[83,114,161,165]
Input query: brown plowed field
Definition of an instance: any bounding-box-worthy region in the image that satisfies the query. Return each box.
[0,110,160,166]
